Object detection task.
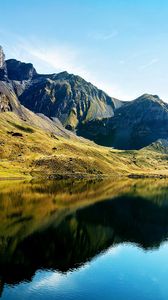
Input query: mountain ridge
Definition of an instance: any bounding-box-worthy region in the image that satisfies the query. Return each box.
[11,61,123,130]
[4,55,168,150]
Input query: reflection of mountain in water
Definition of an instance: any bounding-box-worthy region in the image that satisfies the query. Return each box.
[1,179,168,286]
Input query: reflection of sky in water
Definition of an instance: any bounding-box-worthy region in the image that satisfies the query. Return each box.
[2,243,168,300]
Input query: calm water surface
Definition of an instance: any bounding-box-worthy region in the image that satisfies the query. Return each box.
[0,178,168,299]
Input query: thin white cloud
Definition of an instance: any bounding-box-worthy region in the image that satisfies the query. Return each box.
[0,32,133,100]
[4,36,130,98]
[89,30,118,41]
[1,29,167,101]
[6,37,91,79]
[139,58,159,70]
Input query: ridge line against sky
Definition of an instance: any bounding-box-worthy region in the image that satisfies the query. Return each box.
[0,0,168,101]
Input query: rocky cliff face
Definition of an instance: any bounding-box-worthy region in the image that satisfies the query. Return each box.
[0,80,73,139]
[0,92,12,112]
[0,47,76,139]
[0,46,5,68]
[6,59,37,81]
[0,81,23,114]
[8,65,123,130]
[0,46,7,80]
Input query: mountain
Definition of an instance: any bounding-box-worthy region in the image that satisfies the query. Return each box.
[0,51,130,178]
[78,94,168,149]
[6,57,168,150]
[0,48,76,138]
[6,59,123,130]
[0,46,168,178]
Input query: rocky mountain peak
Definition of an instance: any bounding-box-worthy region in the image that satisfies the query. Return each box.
[0,46,5,69]
[0,46,7,81]
[6,59,37,81]
[16,70,123,129]
[135,93,161,102]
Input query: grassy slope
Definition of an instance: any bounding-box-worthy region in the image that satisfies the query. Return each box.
[0,112,168,178]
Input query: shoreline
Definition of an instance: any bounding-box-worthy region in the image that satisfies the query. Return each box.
[0,172,168,181]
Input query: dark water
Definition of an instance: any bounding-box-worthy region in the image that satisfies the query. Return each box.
[1,178,168,299]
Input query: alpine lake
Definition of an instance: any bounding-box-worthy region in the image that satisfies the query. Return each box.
[0,178,168,300]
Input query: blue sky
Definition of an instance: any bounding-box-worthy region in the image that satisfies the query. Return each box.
[0,0,168,100]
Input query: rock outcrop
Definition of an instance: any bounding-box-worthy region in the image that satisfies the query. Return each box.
[0,81,22,114]
[0,46,7,80]
[0,46,5,68]
[6,59,37,81]
[0,92,11,112]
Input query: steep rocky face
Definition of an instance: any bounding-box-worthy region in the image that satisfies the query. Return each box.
[15,71,123,130]
[0,92,12,112]
[0,81,23,114]
[0,46,7,80]
[6,59,37,81]
[0,46,5,68]
[0,80,75,140]
[78,94,168,149]
[0,50,75,139]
